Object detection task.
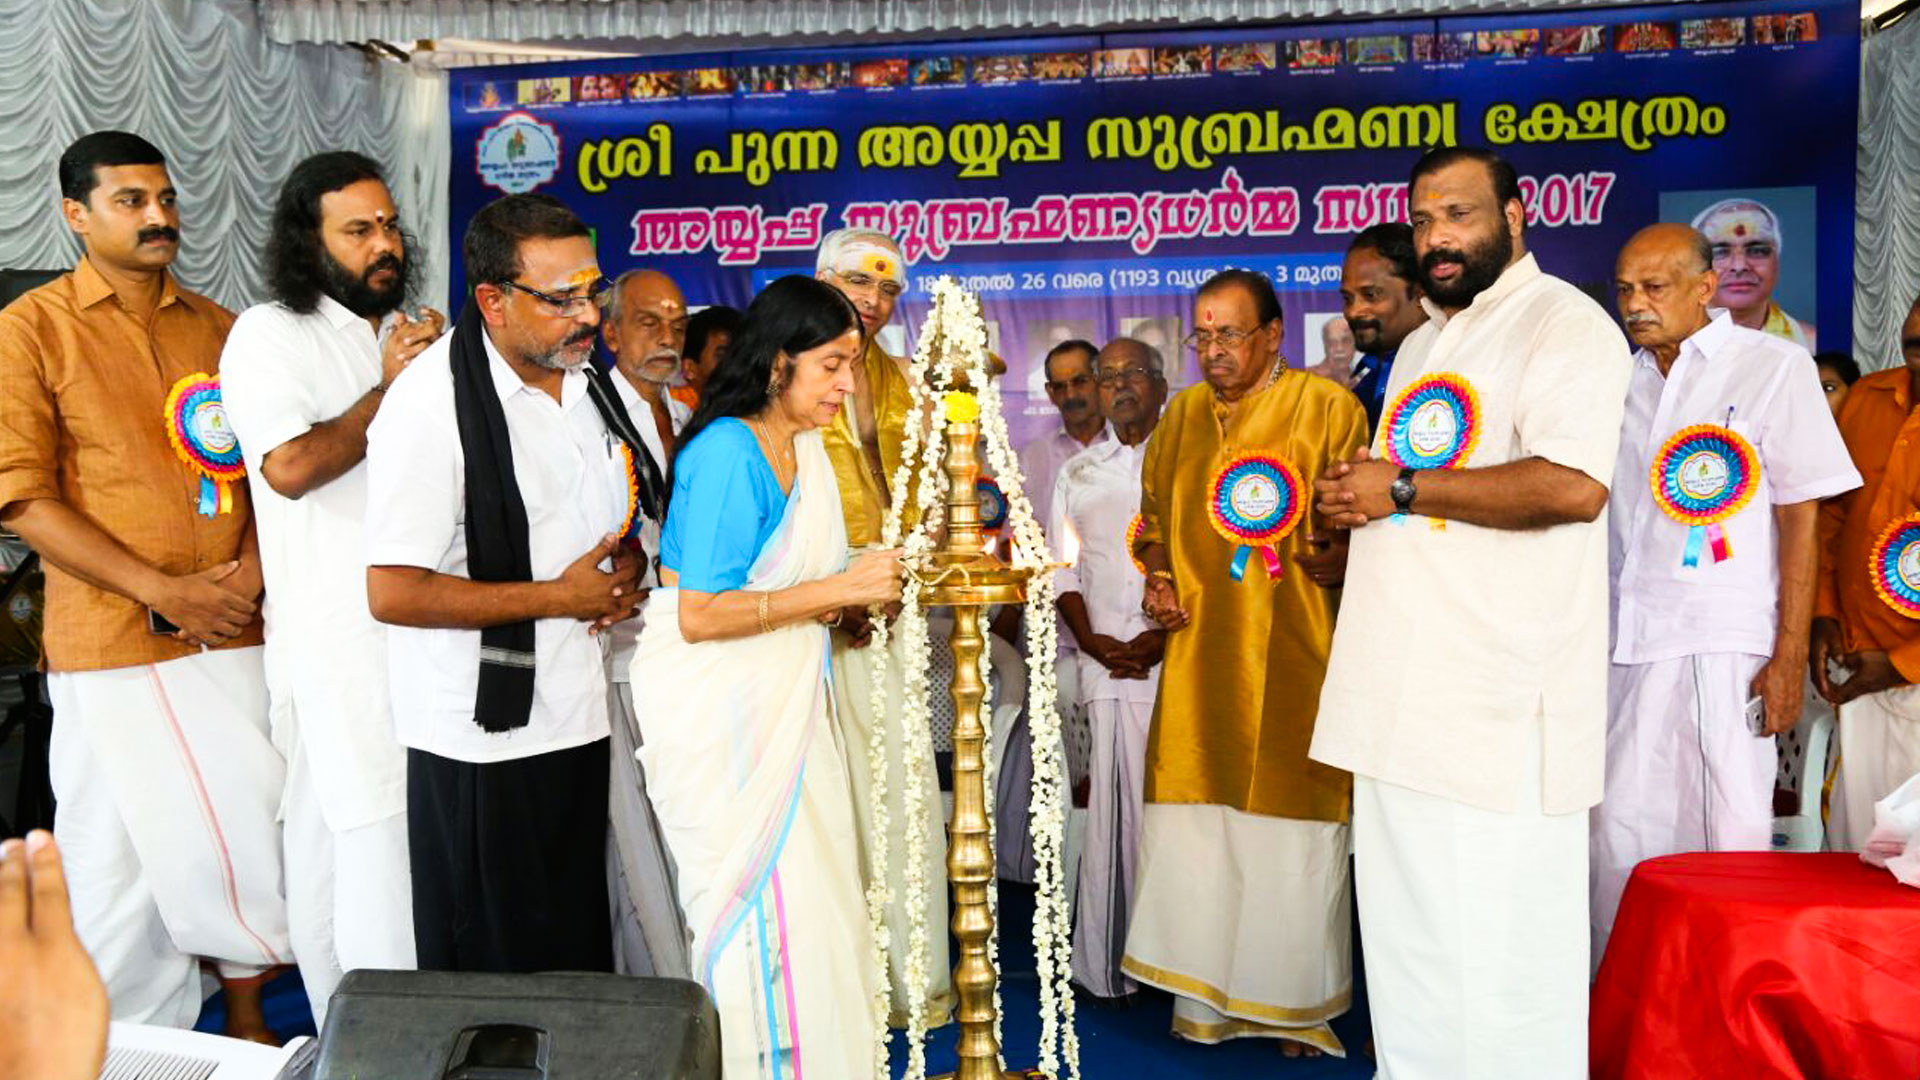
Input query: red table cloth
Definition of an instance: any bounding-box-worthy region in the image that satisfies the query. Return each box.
[1591,852,1920,1079]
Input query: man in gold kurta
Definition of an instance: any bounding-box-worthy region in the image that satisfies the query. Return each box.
[1123,270,1365,1057]
[814,228,951,1024]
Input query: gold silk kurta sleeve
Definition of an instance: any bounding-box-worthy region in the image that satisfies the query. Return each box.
[822,339,920,548]
[1140,372,1368,823]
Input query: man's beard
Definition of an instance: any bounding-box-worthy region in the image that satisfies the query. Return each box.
[529,327,598,370]
[631,348,680,384]
[322,250,409,319]
[1418,225,1513,309]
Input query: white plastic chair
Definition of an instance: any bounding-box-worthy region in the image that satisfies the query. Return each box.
[1772,707,1835,851]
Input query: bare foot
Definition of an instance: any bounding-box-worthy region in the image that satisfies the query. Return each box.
[1280,1039,1324,1058]
[219,969,282,1046]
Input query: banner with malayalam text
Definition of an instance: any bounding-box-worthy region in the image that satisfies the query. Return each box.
[448,0,1856,439]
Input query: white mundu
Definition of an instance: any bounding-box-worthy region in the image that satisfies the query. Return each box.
[605,371,692,980]
[1009,424,1090,883]
[831,626,953,1024]
[1048,429,1160,999]
[49,646,290,1027]
[220,297,417,1025]
[1312,254,1632,1078]
[1592,312,1858,964]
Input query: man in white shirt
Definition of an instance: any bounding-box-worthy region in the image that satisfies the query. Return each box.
[1311,147,1632,1077]
[221,151,444,1024]
[1020,339,1105,531]
[1013,338,1104,874]
[1050,337,1167,1001]
[365,194,644,973]
[598,268,691,979]
[1592,223,1858,962]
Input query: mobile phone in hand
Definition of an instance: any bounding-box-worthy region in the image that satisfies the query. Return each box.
[148,608,180,635]
[1745,695,1766,736]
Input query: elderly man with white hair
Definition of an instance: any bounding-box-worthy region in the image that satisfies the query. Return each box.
[1591,223,1857,966]
[1050,337,1169,1002]
[813,228,954,1025]
[1691,197,1818,349]
[598,268,691,981]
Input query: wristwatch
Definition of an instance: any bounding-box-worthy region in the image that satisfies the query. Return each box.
[1389,467,1419,514]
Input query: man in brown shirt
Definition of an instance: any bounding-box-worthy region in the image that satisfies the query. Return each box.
[1811,290,1920,850]
[0,132,288,1037]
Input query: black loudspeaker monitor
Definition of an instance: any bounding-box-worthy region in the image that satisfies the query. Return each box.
[315,969,720,1080]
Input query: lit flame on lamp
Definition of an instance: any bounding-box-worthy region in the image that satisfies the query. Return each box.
[1057,514,1082,568]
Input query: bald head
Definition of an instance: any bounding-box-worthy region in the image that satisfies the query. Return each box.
[1095,337,1163,380]
[1320,315,1356,368]
[604,268,689,385]
[1094,336,1168,437]
[1620,223,1714,276]
[1615,224,1717,368]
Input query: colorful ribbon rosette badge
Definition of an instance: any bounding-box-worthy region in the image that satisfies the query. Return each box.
[1649,424,1759,567]
[163,373,245,517]
[1126,513,1148,577]
[1382,373,1481,527]
[616,442,642,543]
[1207,454,1305,582]
[1869,514,1920,620]
[976,476,1009,535]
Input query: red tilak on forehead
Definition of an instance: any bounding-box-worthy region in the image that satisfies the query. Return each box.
[1733,224,1747,237]
[1204,306,1216,326]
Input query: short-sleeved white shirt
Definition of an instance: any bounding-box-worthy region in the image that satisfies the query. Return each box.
[605,370,687,684]
[364,328,629,764]
[220,296,404,829]
[1020,420,1100,657]
[1049,427,1159,705]
[1311,254,1634,815]
[1019,420,1095,533]
[1610,311,1860,665]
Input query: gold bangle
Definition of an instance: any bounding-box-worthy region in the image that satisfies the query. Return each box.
[756,591,772,635]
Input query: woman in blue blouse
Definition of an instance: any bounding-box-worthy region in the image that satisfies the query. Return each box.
[628,275,902,1079]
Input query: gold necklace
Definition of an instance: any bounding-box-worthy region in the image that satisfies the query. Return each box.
[1215,361,1285,421]
[748,417,795,479]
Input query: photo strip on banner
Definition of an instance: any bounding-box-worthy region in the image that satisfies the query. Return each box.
[451,0,1857,443]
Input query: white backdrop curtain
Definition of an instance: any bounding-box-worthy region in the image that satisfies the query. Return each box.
[0,0,450,313]
[1854,12,1920,370]
[258,0,1691,49]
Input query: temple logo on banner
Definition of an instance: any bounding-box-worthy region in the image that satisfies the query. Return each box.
[477,111,561,194]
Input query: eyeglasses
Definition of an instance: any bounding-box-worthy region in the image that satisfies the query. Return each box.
[831,269,904,298]
[498,278,611,316]
[1182,328,1259,353]
[1094,366,1158,385]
